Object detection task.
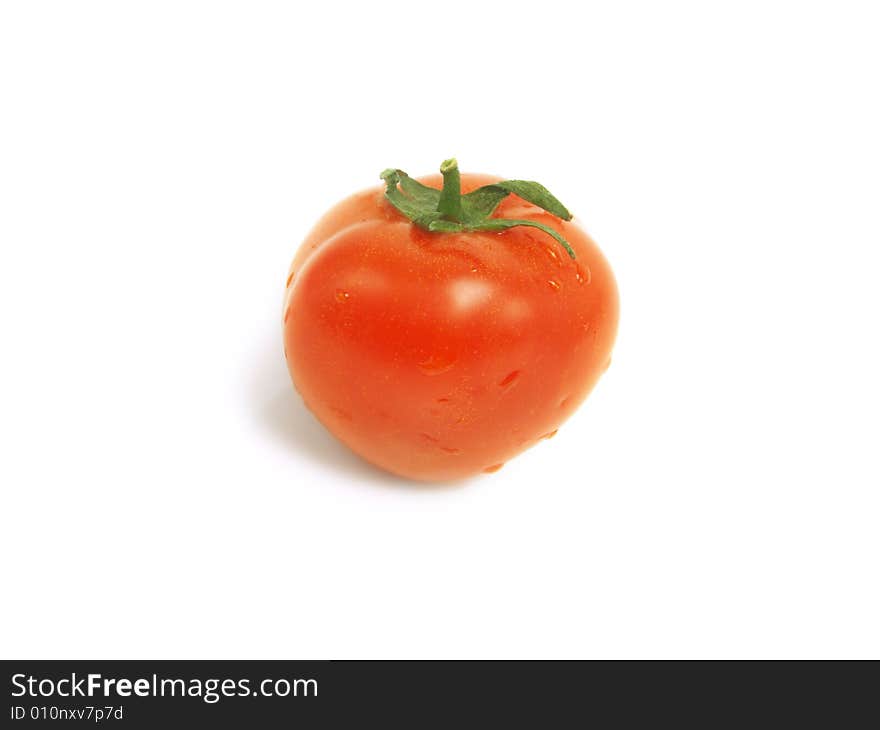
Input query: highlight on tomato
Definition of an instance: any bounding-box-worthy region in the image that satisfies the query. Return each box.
[282,158,619,481]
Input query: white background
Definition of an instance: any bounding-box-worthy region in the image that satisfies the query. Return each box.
[1,1,878,659]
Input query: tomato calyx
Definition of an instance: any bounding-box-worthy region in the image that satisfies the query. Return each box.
[379,158,577,259]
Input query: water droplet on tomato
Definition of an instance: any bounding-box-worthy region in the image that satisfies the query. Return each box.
[575,265,592,285]
[541,429,559,440]
[559,395,572,410]
[420,432,439,443]
[547,279,561,291]
[544,245,560,264]
[499,370,520,388]
[483,463,504,474]
[436,397,451,404]
[286,271,296,288]
[418,353,457,375]
[440,446,462,455]
[283,306,292,324]
[335,289,350,303]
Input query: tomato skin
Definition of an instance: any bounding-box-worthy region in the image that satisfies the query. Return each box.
[283,174,618,481]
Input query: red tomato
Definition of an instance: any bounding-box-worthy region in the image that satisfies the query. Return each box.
[283,163,618,481]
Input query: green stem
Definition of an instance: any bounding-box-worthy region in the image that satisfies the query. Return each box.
[380,158,577,259]
[437,158,463,222]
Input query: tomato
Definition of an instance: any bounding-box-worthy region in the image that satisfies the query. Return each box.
[283,160,618,481]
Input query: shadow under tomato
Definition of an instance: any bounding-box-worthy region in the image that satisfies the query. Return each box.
[249,332,473,492]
